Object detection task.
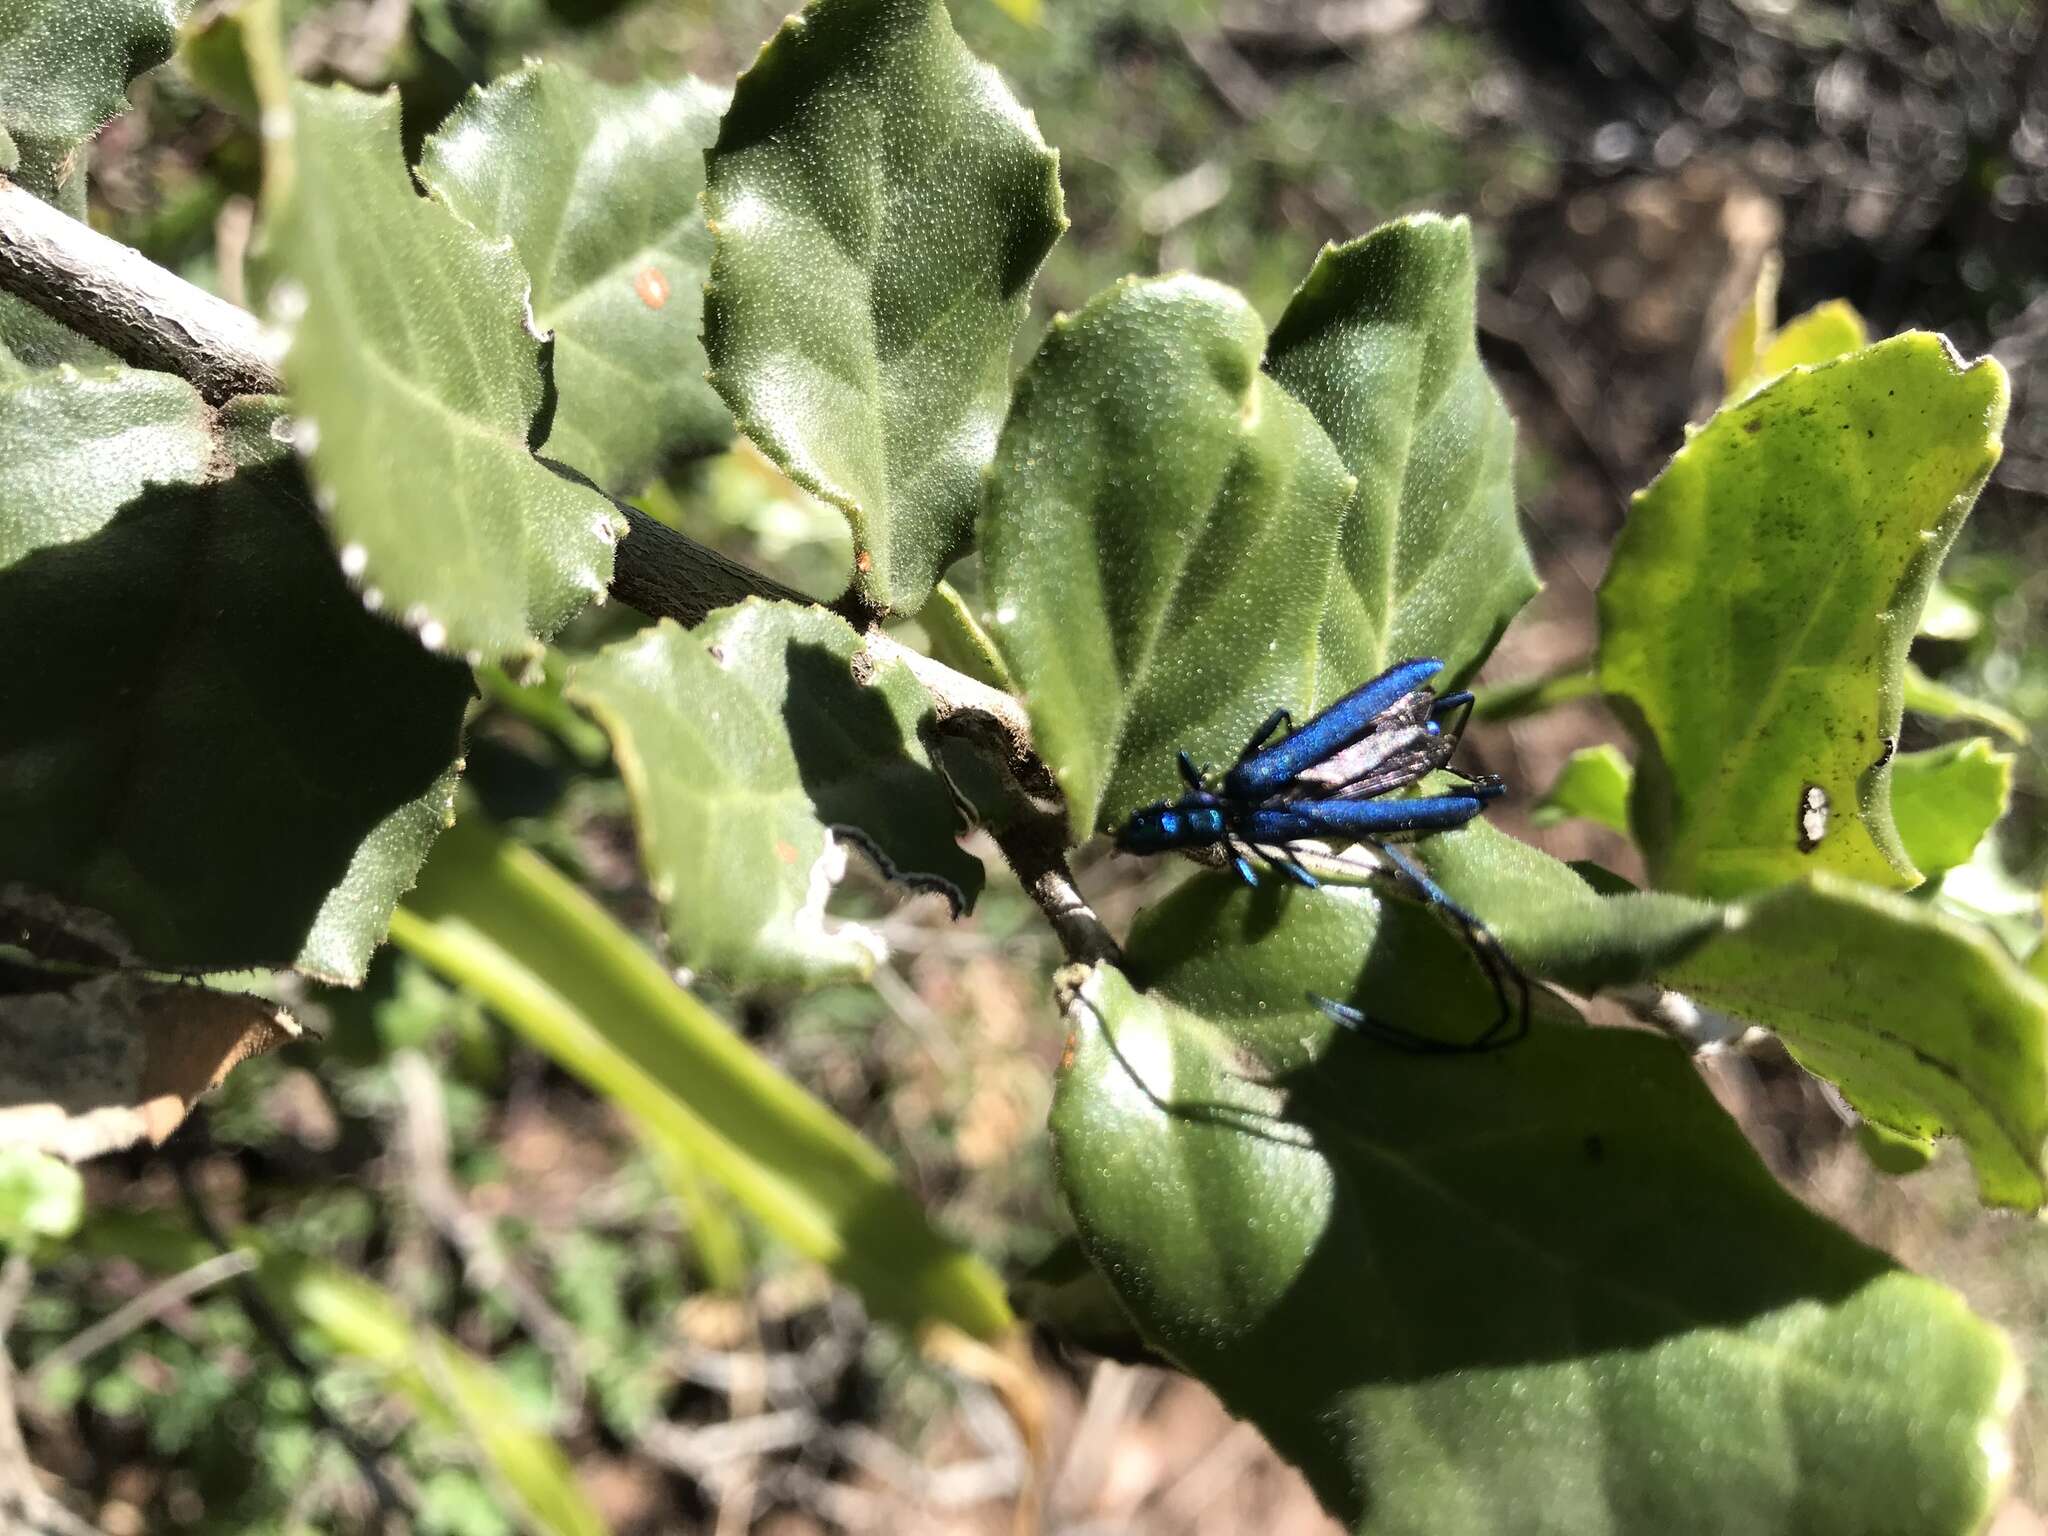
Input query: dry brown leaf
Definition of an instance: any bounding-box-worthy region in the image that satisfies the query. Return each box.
[0,973,300,1160]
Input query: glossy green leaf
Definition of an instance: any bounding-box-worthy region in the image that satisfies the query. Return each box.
[702,0,1065,614]
[79,1211,609,1536]
[1264,215,1536,684]
[0,370,470,975]
[1670,872,2048,1208]
[1599,335,2008,898]
[418,63,733,495]
[253,78,627,664]
[982,276,1355,835]
[1904,660,2029,743]
[393,815,1013,1340]
[0,1148,83,1247]
[568,601,981,989]
[1053,955,2014,1536]
[1891,739,2012,879]
[0,0,174,185]
[1532,743,1632,832]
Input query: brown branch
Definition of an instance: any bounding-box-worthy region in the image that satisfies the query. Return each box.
[0,177,284,403]
[0,178,1116,966]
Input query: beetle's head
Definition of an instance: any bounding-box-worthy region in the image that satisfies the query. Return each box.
[1115,795,1226,854]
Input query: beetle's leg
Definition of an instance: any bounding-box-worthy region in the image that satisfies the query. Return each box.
[1219,833,1260,887]
[1237,708,1294,763]
[1428,690,1476,748]
[1313,993,1497,1054]
[1356,839,1531,1052]
[1177,750,1209,792]
[1246,842,1319,889]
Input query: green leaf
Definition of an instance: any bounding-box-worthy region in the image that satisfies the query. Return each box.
[1126,827,1722,1038]
[1420,818,1726,994]
[981,276,1355,835]
[297,764,463,984]
[1599,335,2008,898]
[0,1148,83,1247]
[1264,215,1536,684]
[1728,299,1870,402]
[393,815,1013,1341]
[0,0,174,189]
[1905,660,2029,743]
[0,0,164,367]
[919,578,1013,692]
[1891,739,2012,879]
[1124,826,2045,1207]
[1532,743,1632,832]
[567,602,982,989]
[703,0,1065,615]
[1859,1118,1937,1177]
[253,78,627,664]
[0,371,471,975]
[418,63,734,495]
[1669,872,2048,1208]
[1051,961,2014,1536]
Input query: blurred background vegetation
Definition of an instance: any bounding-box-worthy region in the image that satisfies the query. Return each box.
[11,0,2048,1531]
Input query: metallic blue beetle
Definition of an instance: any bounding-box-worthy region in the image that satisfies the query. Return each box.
[1114,657,1527,1052]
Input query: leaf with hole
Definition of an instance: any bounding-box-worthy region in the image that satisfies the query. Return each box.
[1599,335,2007,898]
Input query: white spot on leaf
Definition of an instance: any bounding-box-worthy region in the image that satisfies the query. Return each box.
[1797,784,1830,852]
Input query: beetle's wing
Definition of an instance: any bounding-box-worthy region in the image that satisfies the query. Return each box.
[1285,691,1443,799]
